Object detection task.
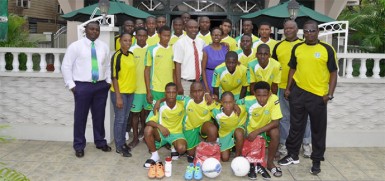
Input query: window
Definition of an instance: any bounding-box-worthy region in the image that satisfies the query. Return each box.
[16,0,31,9]
[57,4,63,14]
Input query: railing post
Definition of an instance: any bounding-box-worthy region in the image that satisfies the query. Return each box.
[0,52,5,72]
[26,53,33,72]
[12,52,19,72]
[359,58,367,78]
[373,58,381,79]
[53,53,61,73]
[39,53,47,73]
[346,58,353,78]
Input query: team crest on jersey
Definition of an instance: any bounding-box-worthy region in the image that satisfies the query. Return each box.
[203,110,208,115]
[264,110,270,115]
[314,52,321,58]
[270,75,274,79]
[237,79,241,84]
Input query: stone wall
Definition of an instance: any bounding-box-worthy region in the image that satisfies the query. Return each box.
[0,75,384,147]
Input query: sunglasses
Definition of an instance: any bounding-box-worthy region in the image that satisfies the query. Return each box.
[303,29,318,34]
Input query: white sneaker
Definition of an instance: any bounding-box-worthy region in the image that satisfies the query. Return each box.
[302,144,312,158]
[278,144,288,156]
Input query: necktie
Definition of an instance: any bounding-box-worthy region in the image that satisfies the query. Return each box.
[192,41,200,81]
[91,41,99,83]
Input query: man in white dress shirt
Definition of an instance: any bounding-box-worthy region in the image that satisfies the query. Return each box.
[61,21,112,158]
[173,19,206,96]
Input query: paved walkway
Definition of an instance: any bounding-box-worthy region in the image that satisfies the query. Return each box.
[1,139,384,181]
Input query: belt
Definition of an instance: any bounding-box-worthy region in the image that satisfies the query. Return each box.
[181,79,196,82]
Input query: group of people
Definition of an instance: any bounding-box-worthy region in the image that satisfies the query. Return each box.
[61,11,337,179]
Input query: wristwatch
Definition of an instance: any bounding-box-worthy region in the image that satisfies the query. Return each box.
[328,95,334,100]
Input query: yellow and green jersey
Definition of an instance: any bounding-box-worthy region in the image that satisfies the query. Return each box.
[115,35,136,51]
[271,38,303,89]
[146,33,159,46]
[238,95,282,134]
[235,34,259,48]
[221,35,238,51]
[252,38,278,54]
[248,58,281,86]
[212,63,249,97]
[129,44,148,94]
[169,34,183,47]
[198,32,212,45]
[289,41,338,96]
[146,100,185,134]
[110,50,136,93]
[178,95,219,130]
[236,49,256,67]
[145,43,174,92]
[212,105,247,137]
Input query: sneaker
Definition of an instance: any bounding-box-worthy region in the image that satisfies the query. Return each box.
[248,163,257,180]
[187,155,194,163]
[278,155,300,166]
[278,144,287,155]
[194,162,203,180]
[148,162,156,178]
[310,161,321,175]
[116,146,132,157]
[155,162,165,179]
[171,151,179,160]
[256,163,271,180]
[184,163,194,180]
[302,144,312,158]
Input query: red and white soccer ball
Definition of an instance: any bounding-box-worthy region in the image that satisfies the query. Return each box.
[202,157,222,178]
[231,156,250,176]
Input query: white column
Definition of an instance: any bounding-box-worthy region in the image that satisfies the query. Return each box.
[26,53,33,72]
[359,58,367,78]
[53,53,61,73]
[373,58,381,79]
[39,53,47,73]
[12,52,19,72]
[346,58,353,78]
[0,52,5,72]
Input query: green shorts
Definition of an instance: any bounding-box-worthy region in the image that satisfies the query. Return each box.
[184,126,207,150]
[155,130,186,150]
[151,90,165,101]
[131,94,153,112]
[219,126,245,152]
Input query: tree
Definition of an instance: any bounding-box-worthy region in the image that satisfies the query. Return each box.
[338,0,385,53]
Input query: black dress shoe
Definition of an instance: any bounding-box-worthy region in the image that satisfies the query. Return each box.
[96,145,112,152]
[75,150,84,158]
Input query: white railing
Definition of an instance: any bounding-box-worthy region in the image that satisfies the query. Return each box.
[0,47,384,80]
[0,48,66,73]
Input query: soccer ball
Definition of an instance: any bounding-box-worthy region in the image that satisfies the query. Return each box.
[231,156,250,176]
[202,158,222,178]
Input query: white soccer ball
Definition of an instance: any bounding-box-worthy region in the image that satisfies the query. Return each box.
[202,157,222,178]
[231,156,250,176]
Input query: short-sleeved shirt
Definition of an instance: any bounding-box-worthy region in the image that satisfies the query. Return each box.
[146,100,185,134]
[271,38,303,89]
[289,41,338,96]
[239,95,282,133]
[110,50,136,93]
[145,43,174,92]
[235,34,259,48]
[115,35,136,51]
[212,105,247,137]
[248,58,281,86]
[252,38,278,54]
[212,63,249,96]
[236,49,256,67]
[129,44,148,94]
[173,35,206,80]
[169,34,184,47]
[179,95,219,130]
[146,33,160,46]
[198,32,212,45]
[221,35,238,51]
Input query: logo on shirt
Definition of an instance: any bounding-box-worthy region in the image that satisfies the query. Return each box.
[314,52,321,58]
[237,79,241,84]
[253,113,260,117]
[203,110,208,115]
[264,110,270,115]
[188,108,194,112]
[178,111,183,116]
[134,56,140,59]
